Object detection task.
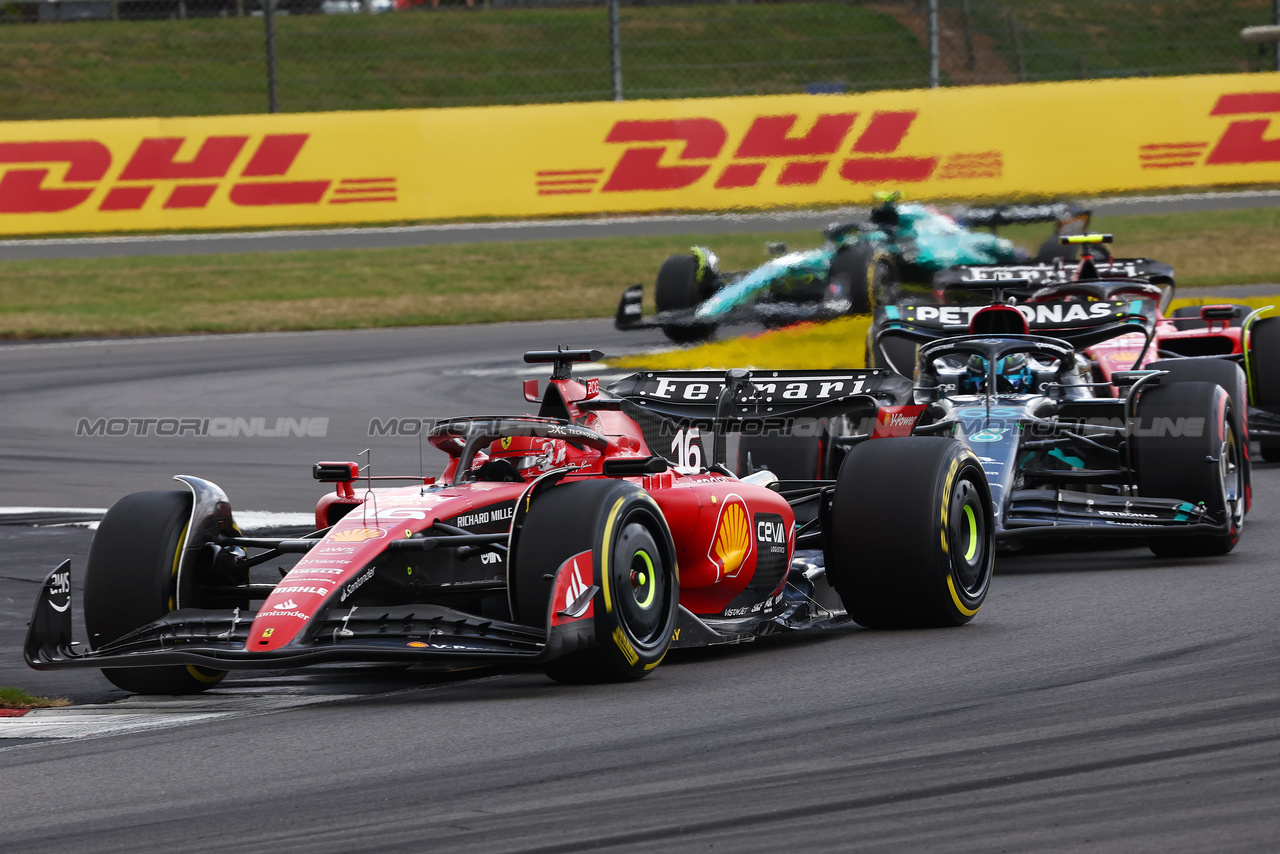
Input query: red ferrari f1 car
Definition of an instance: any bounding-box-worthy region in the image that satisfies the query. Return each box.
[27,349,994,694]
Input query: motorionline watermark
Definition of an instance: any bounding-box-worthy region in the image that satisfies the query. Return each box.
[76,416,329,438]
[363,414,1210,441]
[365,416,852,438]
[1002,416,1208,439]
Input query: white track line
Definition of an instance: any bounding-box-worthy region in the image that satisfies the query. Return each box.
[0,508,316,530]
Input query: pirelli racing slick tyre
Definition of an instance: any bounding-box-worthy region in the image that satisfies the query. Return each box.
[824,437,993,628]
[511,480,679,683]
[827,243,896,315]
[1134,381,1244,557]
[83,490,227,695]
[655,254,716,344]
[1147,358,1251,513]
[1247,316,1280,462]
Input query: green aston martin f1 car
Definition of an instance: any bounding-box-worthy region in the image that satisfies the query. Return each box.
[616,197,1086,343]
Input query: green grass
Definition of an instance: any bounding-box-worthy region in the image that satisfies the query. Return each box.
[3,206,1280,340]
[0,1,1266,121]
[0,4,922,120]
[0,685,69,709]
[0,230,818,337]
[967,0,1268,81]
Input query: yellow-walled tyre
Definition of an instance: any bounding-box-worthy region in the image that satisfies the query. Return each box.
[84,490,227,695]
[824,437,993,628]
[511,480,678,683]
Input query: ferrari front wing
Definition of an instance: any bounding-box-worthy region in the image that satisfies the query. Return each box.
[24,562,593,673]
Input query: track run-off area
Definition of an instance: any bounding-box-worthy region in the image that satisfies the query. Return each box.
[2,198,1280,851]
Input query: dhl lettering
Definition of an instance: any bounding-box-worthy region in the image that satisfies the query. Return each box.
[107,134,329,211]
[596,110,950,194]
[839,111,937,183]
[0,133,394,216]
[715,113,857,189]
[600,118,727,192]
[1143,91,1280,169]
[0,140,111,214]
[118,136,248,181]
[1206,91,1280,164]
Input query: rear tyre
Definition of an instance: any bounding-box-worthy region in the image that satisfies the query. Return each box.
[511,480,678,683]
[84,490,226,695]
[827,243,896,315]
[1135,381,1244,557]
[655,254,716,343]
[824,438,993,628]
[1247,316,1280,462]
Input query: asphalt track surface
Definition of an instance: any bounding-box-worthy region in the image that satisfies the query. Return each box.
[2,317,1280,851]
[3,189,1280,259]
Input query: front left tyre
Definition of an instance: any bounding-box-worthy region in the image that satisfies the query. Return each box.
[83,490,227,695]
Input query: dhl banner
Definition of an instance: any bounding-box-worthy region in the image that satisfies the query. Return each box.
[4,72,1280,236]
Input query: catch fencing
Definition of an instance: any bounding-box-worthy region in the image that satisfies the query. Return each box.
[0,0,1277,120]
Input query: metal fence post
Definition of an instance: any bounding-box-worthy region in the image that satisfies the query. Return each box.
[928,0,940,87]
[609,0,623,101]
[264,0,280,113]
[961,0,975,72]
[1008,11,1026,82]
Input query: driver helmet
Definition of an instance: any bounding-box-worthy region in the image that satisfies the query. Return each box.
[959,353,1035,394]
[997,353,1034,394]
[960,353,988,394]
[485,435,559,478]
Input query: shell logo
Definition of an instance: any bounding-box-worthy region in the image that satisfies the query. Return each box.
[709,495,752,579]
[330,527,386,543]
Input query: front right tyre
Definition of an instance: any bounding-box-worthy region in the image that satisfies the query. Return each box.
[1247,315,1280,462]
[655,253,717,343]
[1134,381,1244,557]
[824,437,993,628]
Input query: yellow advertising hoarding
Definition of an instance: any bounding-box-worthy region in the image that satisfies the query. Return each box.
[3,72,1280,236]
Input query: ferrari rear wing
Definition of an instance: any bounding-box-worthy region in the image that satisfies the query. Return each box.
[604,368,911,471]
[607,368,910,418]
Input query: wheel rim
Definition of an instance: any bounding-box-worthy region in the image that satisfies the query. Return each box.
[1220,421,1244,534]
[612,519,669,647]
[948,475,989,598]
